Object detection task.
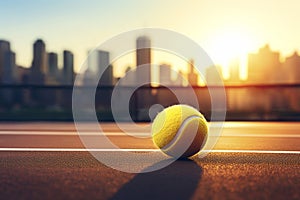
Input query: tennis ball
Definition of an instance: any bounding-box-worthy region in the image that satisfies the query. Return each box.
[151,104,208,158]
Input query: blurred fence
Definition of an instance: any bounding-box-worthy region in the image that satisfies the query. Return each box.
[0,84,299,121]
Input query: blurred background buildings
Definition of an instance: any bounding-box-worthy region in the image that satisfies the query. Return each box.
[0,37,299,121]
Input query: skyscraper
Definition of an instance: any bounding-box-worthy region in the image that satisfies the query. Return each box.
[135,36,153,120]
[2,51,16,84]
[136,36,151,84]
[32,39,47,74]
[227,58,240,85]
[46,52,59,85]
[248,44,281,84]
[187,59,198,86]
[283,52,300,84]
[31,39,47,84]
[159,64,172,86]
[1,50,16,105]
[205,65,223,85]
[173,70,184,86]
[48,52,58,78]
[86,50,113,86]
[98,50,112,86]
[63,50,74,85]
[0,40,11,83]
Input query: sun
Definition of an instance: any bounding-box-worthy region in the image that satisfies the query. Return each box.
[205,28,257,79]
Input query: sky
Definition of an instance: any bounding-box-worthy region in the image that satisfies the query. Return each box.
[1,0,300,79]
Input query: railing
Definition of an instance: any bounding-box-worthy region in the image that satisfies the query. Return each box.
[0,84,299,121]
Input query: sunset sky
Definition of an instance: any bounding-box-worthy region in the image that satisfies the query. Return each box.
[1,0,300,79]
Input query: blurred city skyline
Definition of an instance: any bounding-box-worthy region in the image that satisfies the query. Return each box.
[1,37,300,87]
[1,36,300,121]
[1,0,300,121]
[1,0,300,78]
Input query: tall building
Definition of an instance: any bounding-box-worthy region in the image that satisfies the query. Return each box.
[1,50,16,105]
[2,51,16,84]
[98,51,113,86]
[159,64,172,86]
[205,65,223,85]
[86,50,113,86]
[48,52,58,77]
[63,50,74,85]
[135,36,153,120]
[223,58,241,85]
[229,59,240,83]
[284,52,300,111]
[31,39,47,84]
[47,52,59,84]
[248,44,281,84]
[173,70,185,86]
[187,59,198,86]
[283,52,300,84]
[0,40,11,83]
[136,36,151,84]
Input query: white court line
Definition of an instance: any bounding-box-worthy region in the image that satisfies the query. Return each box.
[0,131,149,136]
[0,131,299,138]
[207,150,300,154]
[0,148,299,154]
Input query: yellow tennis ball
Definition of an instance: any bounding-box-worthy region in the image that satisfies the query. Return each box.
[151,104,208,158]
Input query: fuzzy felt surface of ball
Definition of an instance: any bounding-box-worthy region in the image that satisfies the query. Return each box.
[152,104,208,158]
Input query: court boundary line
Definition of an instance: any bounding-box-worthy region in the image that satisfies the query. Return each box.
[0,148,299,154]
[0,131,299,138]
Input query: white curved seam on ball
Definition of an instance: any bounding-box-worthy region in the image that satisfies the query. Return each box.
[162,115,203,151]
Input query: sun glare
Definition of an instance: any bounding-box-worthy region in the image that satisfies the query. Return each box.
[205,28,256,79]
[112,29,257,83]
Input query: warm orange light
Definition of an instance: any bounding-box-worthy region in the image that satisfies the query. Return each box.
[205,28,257,80]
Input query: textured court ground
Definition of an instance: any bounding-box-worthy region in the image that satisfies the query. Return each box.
[0,122,299,200]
